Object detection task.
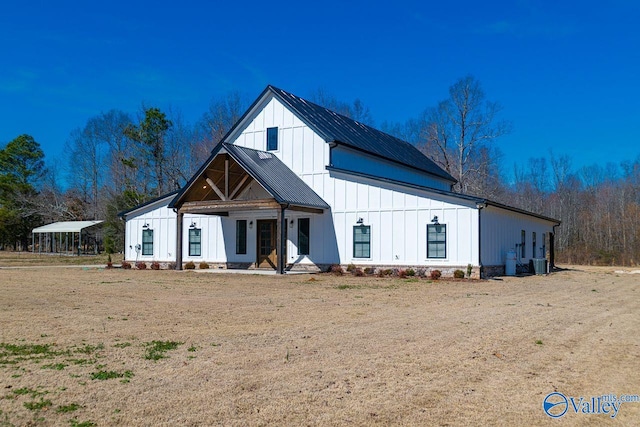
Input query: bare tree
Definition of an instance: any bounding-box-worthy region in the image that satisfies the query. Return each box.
[309,88,374,126]
[420,75,511,194]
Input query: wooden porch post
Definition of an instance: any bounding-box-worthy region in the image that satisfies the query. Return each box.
[176,212,184,270]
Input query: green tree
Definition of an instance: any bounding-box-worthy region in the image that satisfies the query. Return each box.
[0,134,45,249]
[124,107,172,197]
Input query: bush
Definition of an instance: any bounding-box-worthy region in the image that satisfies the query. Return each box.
[167,262,176,270]
[184,261,196,270]
[354,268,365,277]
[346,263,356,272]
[106,254,113,269]
[406,268,416,277]
[376,269,386,278]
[430,269,441,280]
[454,269,465,279]
[199,262,209,269]
[363,267,375,275]
[467,264,473,278]
[398,269,408,279]
[121,261,132,270]
[330,264,344,276]
[150,261,161,270]
[136,261,147,270]
[383,269,393,276]
[416,268,427,278]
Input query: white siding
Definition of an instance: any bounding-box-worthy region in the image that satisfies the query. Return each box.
[481,207,556,266]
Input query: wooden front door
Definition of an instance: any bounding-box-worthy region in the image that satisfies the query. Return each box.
[257,219,277,268]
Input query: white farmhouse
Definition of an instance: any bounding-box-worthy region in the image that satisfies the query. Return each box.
[119,86,560,277]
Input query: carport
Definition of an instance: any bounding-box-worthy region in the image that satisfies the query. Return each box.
[31,221,103,255]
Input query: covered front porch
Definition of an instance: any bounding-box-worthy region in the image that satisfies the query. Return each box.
[169,143,329,273]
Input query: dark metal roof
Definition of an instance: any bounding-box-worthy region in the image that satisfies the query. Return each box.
[265,85,456,183]
[223,143,329,209]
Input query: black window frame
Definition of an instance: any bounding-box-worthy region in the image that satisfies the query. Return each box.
[188,227,201,257]
[298,218,310,255]
[521,230,526,258]
[427,223,447,259]
[266,127,278,151]
[142,229,153,256]
[353,225,371,258]
[236,220,247,255]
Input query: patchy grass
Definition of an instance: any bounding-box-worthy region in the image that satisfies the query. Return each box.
[144,341,182,361]
[90,370,134,381]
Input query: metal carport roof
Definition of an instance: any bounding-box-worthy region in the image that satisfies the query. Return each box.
[32,221,104,234]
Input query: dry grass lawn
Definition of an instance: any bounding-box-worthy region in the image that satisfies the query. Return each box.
[1,257,639,426]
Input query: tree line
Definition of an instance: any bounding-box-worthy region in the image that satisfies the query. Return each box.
[1,78,638,265]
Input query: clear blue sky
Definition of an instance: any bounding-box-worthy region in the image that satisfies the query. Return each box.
[2,0,639,182]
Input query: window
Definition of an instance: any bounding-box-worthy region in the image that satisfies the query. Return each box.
[267,127,278,151]
[189,228,201,257]
[427,224,447,258]
[142,229,153,256]
[521,230,526,258]
[353,225,370,258]
[532,232,537,258]
[298,218,310,255]
[236,220,247,254]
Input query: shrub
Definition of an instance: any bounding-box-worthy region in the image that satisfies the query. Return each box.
[430,269,441,280]
[354,268,365,277]
[383,269,393,276]
[150,261,160,270]
[135,261,147,270]
[121,261,132,270]
[184,261,196,270]
[363,267,375,275]
[398,269,408,279]
[376,269,386,278]
[346,263,356,272]
[199,262,209,269]
[406,268,416,277]
[416,268,427,278]
[106,254,113,269]
[167,262,176,270]
[467,264,473,278]
[454,269,465,279]
[330,264,344,276]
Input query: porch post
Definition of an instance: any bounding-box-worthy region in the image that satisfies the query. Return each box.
[176,212,184,270]
[277,205,286,274]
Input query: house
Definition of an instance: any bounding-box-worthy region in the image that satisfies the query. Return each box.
[119,85,560,277]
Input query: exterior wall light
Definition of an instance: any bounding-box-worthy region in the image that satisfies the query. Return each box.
[431,216,439,225]
[356,218,364,224]
[249,221,253,229]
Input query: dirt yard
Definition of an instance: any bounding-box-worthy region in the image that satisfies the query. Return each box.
[0,261,639,426]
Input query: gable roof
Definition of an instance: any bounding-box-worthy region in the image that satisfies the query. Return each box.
[223,143,329,209]
[224,85,455,183]
[169,143,329,210]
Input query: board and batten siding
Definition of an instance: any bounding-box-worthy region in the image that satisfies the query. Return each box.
[228,94,480,267]
[124,203,177,262]
[480,206,556,266]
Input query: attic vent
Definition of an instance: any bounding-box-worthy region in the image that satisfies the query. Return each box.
[258,152,273,160]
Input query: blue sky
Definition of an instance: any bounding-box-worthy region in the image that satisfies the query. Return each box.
[2,0,639,182]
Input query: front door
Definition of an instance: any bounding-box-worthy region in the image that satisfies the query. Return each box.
[257,219,277,268]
